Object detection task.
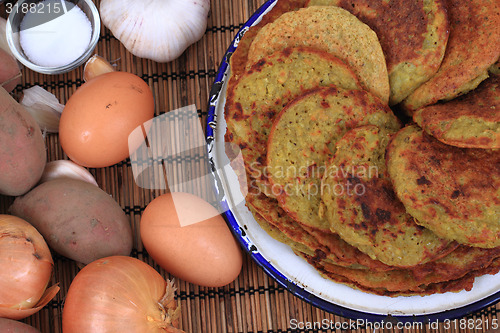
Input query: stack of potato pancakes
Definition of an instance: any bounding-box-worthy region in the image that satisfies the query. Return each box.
[224,0,500,296]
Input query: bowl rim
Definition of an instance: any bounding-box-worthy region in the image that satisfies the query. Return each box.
[5,0,101,75]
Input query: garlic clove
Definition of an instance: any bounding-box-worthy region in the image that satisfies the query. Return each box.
[21,85,64,133]
[39,160,98,186]
[100,0,210,63]
[83,55,115,82]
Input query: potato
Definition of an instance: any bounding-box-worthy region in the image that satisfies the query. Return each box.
[0,18,21,93]
[0,87,46,196]
[9,178,133,264]
[0,318,40,333]
[0,48,21,92]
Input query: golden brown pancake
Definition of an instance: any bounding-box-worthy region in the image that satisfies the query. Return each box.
[306,0,449,105]
[249,206,318,257]
[402,0,500,111]
[245,183,393,271]
[266,86,400,231]
[225,47,361,197]
[246,6,390,103]
[386,125,500,248]
[224,0,499,296]
[246,184,326,256]
[302,251,500,296]
[322,125,455,267]
[228,0,307,81]
[413,74,500,148]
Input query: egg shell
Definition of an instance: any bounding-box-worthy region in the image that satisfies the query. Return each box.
[59,71,154,168]
[140,192,243,287]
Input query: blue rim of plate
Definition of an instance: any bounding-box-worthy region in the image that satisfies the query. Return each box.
[205,0,500,323]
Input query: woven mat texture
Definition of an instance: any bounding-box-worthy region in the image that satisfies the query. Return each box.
[0,1,499,332]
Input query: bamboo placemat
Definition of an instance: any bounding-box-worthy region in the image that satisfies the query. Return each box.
[0,0,499,332]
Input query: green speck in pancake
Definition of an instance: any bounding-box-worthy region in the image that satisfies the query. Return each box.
[266,86,400,231]
[321,125,455,267]
[386,124,500,248]
[402,0,500,112]
[413,73,500,149]
[247,6,390,104]
[306,0,449,105]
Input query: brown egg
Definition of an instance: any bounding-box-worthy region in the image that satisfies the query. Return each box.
[140,192,243,287]
[59,71,154,168]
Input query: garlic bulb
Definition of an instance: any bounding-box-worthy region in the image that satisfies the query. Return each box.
[39,160,98,186]
[21,86,64,133]
[100,0,210,63]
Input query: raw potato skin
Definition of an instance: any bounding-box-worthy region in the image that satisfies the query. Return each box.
[0,87,46,196]
[9,178,133,264]
[0,49,21,92]
[0,318,41,333]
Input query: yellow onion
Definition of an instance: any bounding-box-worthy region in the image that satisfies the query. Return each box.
[0,215,59,320]
[62,256,184,333]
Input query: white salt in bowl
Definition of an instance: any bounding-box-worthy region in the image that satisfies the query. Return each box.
[6,0,100,75]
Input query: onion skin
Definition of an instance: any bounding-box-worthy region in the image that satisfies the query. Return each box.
[0,215,59,320]
[63,256,183,333]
